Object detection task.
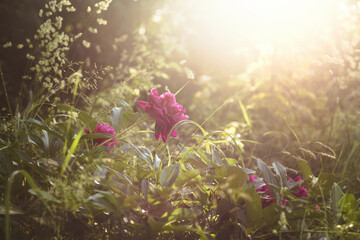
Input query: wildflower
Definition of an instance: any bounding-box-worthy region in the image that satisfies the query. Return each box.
[85,122,117,150]
[250,175,276,208]
[137,88,189,142]
[250,175,308,208]
[288,176,307,198]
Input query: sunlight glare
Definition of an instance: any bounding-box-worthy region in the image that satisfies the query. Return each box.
[187,0,338,53]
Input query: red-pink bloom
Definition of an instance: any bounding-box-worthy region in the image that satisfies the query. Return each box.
[288,176,307,198]
[250,175,308,208]
[85,122,117,149]
[137,88,189,142]
[250,175,276,208]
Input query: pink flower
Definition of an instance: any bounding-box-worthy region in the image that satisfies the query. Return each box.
[250,175,308,208]
[137,88,189,142]
[288,176,307,198]
[250,175,276,208]
[85,122,117,150]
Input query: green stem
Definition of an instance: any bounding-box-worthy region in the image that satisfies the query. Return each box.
[0,66,13,119]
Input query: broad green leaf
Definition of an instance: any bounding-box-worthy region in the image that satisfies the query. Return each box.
[168,207,202,222]
[182,157,208,169]
[111,107,125,132]
[78,111,97,131]
[339,194,359,221]
[331,182,344,224]
[314,172,336,198]
[224,158,238,165]
[272,161,287,187]
[160,163,180,188]
[122,110,139,128]
[28,189,61,203]
[111,106,139,131]
[297,159,313,180]
[87,193,118,212]
[227,166,248,190]
[175,169,201,188]
[257,158,278,186]
[23,119,63,140]
[339,194,358,213]
[216,166,248,192]
[211,148,224,166]
[242,187,262,226]
[263,204,278,227]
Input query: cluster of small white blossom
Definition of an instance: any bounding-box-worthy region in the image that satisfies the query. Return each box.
[2,0,113,102]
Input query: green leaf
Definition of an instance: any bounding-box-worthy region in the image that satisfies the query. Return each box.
[28,189,61,203]
[257,158,278,186]
[211,148,224,166]
[61,128,84,176]
[314,172,336,198]
[331,182,344,224]
[297,159,313,180]
[263,204,278,227]
[160,163,180,188]
[227,166,248,190]
[118,99,132,108]
[182,157,208,169]
[55,103,79,112]
[111,107,125,132]
[168,207,202,222]
[87,193,118,212]
[175,169,201,188]
[111,106,139,131]
[215,165,248,198]
[122,110,139,128]
[339,194,359,221]
[224,158,238,165]
[272,161,287,187]
[23,119,63,141]
[242,187,262,226]
[78,111,97,131]
[5,170,56,240]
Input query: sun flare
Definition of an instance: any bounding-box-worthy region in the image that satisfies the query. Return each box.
[184,0,339,58]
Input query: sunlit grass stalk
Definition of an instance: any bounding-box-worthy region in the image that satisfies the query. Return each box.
[0,66,13,120]
[63,73,80,156]
[340,142,359,181]
[60,128,84,176]
[174,80,190,96]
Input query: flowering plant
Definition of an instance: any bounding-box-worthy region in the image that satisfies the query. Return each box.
[250,175,307,208]
[85,122,117,149]
[137,88,189,142]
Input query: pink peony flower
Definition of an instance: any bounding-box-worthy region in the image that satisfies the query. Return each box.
[137,88,189,142]
[85,122,117,149]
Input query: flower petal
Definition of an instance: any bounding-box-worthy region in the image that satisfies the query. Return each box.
[137,100,148,110]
